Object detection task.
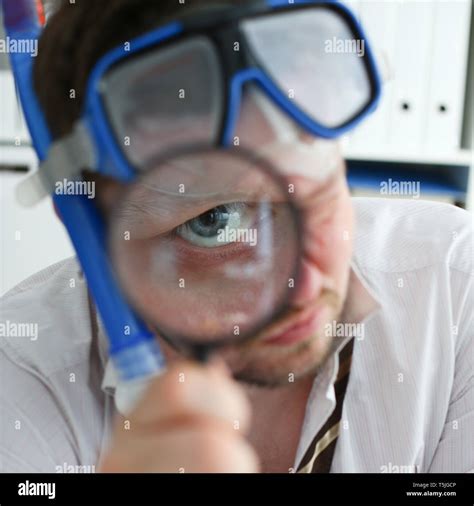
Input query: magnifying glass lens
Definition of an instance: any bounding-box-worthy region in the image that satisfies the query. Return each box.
[108,148,301,349]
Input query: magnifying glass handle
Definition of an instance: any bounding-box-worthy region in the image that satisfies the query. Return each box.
[192,345,212,363]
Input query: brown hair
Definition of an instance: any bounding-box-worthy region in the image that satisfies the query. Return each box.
[33,0,243,139]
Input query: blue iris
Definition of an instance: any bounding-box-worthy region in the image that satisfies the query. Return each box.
[188,205,232,238]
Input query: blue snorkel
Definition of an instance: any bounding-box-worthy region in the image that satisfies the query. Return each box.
[1,0,165,382]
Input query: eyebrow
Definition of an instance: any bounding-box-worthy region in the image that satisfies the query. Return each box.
[114,188,261,235]
[113,164,283,229]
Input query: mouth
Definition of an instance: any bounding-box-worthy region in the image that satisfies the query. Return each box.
[258,302,328,347]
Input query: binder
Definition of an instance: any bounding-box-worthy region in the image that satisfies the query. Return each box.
[388,0,435,150]
[423,0,472,150]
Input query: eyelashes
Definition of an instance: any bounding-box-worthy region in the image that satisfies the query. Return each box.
[175,202,253,248]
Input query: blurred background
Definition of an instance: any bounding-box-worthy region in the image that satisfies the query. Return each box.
[0,0,473,295]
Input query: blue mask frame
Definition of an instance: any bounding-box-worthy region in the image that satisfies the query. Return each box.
[2,0,381,381]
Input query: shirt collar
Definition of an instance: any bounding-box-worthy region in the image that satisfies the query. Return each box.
[99,260,381,396]
[292,259,381,468]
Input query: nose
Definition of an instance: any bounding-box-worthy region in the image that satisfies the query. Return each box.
[289,257,324,308]
[232,84,342,182]
[232,84,306,149]
[234,84,276,149]
[297,130,317,145]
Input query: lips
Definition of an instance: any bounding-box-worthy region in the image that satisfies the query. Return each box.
[261,303,327,347]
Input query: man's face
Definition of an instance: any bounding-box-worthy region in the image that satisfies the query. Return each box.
[95,88,354,388]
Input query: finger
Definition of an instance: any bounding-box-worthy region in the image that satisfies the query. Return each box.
[131,361,251,434]
[100,426,260,473]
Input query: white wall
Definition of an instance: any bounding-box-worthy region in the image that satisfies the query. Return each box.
[0,168,74,295]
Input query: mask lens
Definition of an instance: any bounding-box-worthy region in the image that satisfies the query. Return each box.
[108,148,301,348]
[240,7,373,128]
[100,36,223,168]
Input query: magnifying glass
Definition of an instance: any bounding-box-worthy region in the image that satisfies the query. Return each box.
[108,147,303,361]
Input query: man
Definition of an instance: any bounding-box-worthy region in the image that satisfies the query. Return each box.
[0,0,472,474]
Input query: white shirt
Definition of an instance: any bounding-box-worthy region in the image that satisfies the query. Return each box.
[1,198,473,473]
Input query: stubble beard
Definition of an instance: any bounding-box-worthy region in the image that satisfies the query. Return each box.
[222,289,344,388]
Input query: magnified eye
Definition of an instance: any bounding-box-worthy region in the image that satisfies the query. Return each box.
[175,202,255,248]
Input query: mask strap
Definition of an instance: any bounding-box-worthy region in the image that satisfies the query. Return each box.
[16,121,95,206]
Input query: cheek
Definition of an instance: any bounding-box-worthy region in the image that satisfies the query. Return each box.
[303,185,353,284]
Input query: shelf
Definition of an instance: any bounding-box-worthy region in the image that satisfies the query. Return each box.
[347,167,466,200]
[0,144,37,170]
[343,148,473,168]
[346,156,471,207]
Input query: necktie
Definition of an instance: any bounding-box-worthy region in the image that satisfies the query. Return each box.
[297,337,354,473]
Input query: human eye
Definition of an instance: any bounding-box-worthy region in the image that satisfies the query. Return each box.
[174,202,256,248]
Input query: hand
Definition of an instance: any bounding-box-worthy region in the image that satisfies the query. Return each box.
[99,360,259,473]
